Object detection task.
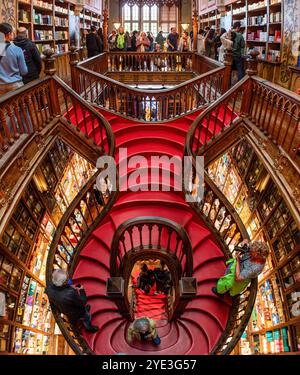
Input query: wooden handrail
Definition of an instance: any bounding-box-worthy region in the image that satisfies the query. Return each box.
[109,216,194,322]
[0,75,115,159]
[185,76,250,158]
[185,74,300,166]
[46,171,118,355]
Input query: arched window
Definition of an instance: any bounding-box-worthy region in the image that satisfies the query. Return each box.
[122,3,159,33]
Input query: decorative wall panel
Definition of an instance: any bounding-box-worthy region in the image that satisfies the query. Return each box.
[279,0,300,87]
[0,0,16,26]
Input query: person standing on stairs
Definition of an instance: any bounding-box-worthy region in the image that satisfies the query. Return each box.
[46,269,99,333]
[136,263,155,294]
[128,317,161,345]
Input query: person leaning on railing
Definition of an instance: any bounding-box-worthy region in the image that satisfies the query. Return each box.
[212,240,269,297]
[0,23,28,95]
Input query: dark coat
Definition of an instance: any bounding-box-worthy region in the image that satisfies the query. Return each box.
[45,283,87,322]
[13,36,42,84]
[86,32,102,58]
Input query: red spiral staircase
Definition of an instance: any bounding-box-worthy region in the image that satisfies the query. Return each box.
[69,108,235,354]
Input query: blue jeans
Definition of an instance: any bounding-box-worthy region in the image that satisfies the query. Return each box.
[233,57,245,81]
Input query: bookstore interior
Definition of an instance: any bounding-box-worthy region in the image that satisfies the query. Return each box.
[0,0,299,357]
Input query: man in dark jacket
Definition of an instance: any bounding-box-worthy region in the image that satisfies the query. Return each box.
[86,26,102,58]
[45,269,99,332]
[14,27,42,84]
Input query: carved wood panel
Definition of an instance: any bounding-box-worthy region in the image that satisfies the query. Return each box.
[0,0,16,26]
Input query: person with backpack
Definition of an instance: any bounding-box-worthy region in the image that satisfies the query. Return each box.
[0,23,28,95]
[14,27,42,84]
[86,25,102,58]
[212,240,269,297]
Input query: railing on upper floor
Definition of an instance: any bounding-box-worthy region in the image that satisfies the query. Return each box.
[77,51,222,75]
[69,51,230,121]
[109,217,194,321]
[0,74,115,159]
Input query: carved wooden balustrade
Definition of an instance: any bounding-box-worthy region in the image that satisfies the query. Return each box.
[0,75,115,159]
[106,51,194,73]
[74,65,225,121]
[109,217,194,321]
[46,171,118,355]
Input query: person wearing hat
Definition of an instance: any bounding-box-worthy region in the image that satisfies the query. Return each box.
[0,23,28,95]
[14,27,42,84]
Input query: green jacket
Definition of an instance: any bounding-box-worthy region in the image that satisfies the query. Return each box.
[216,258,250,296]
[232,32,245,58]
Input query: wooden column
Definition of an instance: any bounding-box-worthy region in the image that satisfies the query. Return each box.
[69,45,80,93]
[192,0,198,53]
[246,49,260,76]
[222,48,233,93]
[240,50,259,117]
[103,8,109,52]
[172,277,197,320]
[43,49,60,116]
[43,48,56,76]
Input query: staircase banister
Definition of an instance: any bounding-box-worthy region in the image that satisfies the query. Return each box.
[76,64,225,96]
[252,75,300,103]
[52,75,115,157]
[46,170,100,282]
[77,52,108,67]
[0,77,51,104]
[193,52,225,68]
[204,172,249,241]
[110,216,193,277]
[185,75,250,158]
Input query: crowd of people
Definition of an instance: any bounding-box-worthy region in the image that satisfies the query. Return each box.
[197,21,246,80]
[135,261,172,295]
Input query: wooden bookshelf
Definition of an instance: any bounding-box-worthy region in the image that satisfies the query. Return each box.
[16,0,102,57]
[223,0,282,64]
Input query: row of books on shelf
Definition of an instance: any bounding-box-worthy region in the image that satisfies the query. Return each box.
[55,5,68,14]
[35,42,68,54]
[248,0,267,11]
[248,15,267,26]
[54,17,69,27]
[55,31,69,40]
[232,6,246,15]
[247,30,281,42]
[270,12,281,23]
[247,47,280,62]
[34,30,53,40]
[34,13,52,25]
[33,0,53,10]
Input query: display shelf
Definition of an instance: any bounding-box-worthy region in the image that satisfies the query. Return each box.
[17,0,101,58]
[222,0,283,64]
